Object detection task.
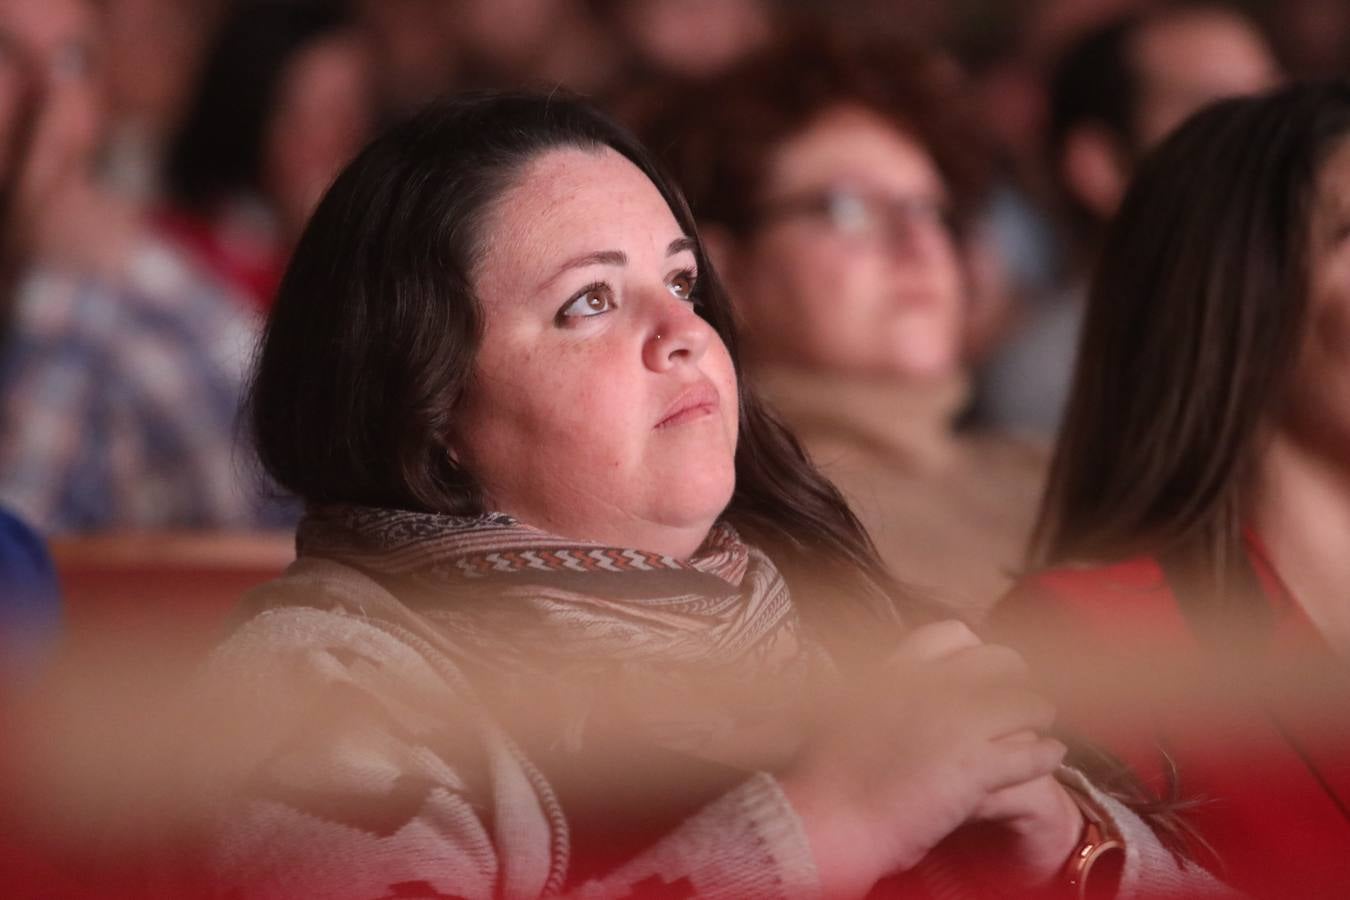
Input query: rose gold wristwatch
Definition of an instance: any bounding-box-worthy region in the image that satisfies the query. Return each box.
[1059,793,1126,900]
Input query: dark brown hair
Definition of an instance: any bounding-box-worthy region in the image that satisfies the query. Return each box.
[1033,80,1350,617]
[252,91,1191,851]
[636,27,989,238]
[250,90,931,653]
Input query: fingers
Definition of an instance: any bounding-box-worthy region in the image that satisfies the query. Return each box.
[974,773,1062,822]
[887,622,1031,684]
[889,619,982,665]
[976,736,1068,792]
[878,625,1056,742]
[941,643,1033,686]
[971,686,1058,739]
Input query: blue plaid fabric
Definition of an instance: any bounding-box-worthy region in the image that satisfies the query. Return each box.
[0,242,297,533]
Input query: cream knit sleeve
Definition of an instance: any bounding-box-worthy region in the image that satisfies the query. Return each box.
[1058,767,1243,899]
[197,604,823,899]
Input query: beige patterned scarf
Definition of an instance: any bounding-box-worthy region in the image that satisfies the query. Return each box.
[295,505,829,762]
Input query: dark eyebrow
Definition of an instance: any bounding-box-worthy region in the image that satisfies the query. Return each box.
[667,236,698,257]
[538,237,697,290]
[540,250,627,290]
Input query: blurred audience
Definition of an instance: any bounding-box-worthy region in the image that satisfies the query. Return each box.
[976,2,1281,435]
[354,0,459,117]
[0,0,1345,891]
[158,1,376,311]
[98,0,227,205]
[1263,0,1350,79]
[995,82,1350,898]
[645,30,1044,613]
[0,0,289,532]
[606,0,773,82]
[450,0,618,93]
[0,0,137,277]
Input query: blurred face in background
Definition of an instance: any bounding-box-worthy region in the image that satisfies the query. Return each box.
[100,0,217,142]
[1131,8,1281,149]
[455,0,566,70]
[1059,7,1281,230]
[0,0,102,204]
[725,104,964,381]
[1287,135,1350,460]
[620,0,771,79]
[356,0,459,112]
[264,30,375,237]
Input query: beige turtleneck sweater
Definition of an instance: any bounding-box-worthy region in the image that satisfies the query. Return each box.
[753,366,1048,619]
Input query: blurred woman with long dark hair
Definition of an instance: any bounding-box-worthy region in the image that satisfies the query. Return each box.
[998,82,1350,897]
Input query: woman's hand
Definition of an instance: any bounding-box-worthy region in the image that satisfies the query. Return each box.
[969,767,1085,888]
[776,620,1069,898]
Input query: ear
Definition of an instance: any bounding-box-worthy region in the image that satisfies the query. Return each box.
[1060,124,1130,221]
[441,428,463,467]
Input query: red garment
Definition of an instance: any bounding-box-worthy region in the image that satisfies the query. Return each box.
[153,207,286,312]
[996,546,1350,898]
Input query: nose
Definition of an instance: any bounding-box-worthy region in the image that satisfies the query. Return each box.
[642,299,711,373]
[883,208,953,263]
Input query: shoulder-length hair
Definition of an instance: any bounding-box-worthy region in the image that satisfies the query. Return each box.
[1032,81,1350,615]
[250,91,925,653]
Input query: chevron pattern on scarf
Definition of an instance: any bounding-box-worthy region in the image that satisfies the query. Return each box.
[291,505,825,760]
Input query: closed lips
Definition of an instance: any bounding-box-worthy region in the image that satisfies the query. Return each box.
[656,382,720,428]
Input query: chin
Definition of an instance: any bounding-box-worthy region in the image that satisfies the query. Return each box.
[662,475,737,533]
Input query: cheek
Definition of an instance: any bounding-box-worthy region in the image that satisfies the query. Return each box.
[745,238,880,340]
[461,340,636,469]
[707,338,741,442]
[1308,260,1350,372]
[1313,292,1350,388]
[1288,288,1350,450]
[798,251,909,364]
[1328,281,1350,341]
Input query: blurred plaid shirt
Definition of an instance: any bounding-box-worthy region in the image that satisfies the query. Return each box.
[0,241,296,534]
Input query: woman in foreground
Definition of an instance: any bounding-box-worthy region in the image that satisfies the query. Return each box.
[997,82,1350,897]
[202,92,1224,898]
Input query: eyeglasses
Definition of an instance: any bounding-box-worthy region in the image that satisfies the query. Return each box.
[755,187,955,242]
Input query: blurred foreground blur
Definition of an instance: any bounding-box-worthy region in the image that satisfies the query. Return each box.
[1,570,1347,895]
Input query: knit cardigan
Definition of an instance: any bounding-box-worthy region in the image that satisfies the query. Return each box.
[195,556,1237,899]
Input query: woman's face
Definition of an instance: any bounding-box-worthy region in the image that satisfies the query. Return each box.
[727,104,965,380]
[450,147,740,559]
[265,32,375,237]
[1290,134,1350,457]
[0,0,102,204]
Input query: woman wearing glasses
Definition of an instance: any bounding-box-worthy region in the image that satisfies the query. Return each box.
[644,30,1044,616]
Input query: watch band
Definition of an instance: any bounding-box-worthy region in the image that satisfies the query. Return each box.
[1059,790,1126,900]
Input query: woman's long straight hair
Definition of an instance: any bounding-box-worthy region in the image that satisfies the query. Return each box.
[249,91,930,660]
[1032,81,1350,622]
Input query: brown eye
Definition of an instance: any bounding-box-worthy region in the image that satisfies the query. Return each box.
[559,284,614,319]
[668,270,698,301]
